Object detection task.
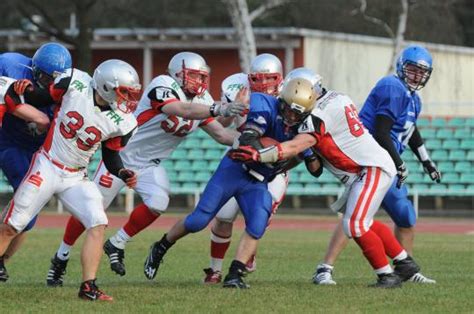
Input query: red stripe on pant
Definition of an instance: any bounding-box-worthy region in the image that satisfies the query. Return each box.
[350,168,373,238]
[358,168,381,234]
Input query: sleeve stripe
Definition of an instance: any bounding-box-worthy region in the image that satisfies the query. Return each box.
[199,117,215,127]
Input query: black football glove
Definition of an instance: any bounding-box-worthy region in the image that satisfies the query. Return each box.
[118,168,137,188]
[422,160,441,183]
[396,162,408,189]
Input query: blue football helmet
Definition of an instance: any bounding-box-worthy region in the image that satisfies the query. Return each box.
[32,43,72,88]
[396,45,433,91]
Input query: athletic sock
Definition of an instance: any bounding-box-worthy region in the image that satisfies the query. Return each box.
[56,241,72,261]
[122,203,160,237]
[353,230,390,271]
[210,232,231,272]
[63,216,86,246]
[370,220,405,259]
[109,228,131,250]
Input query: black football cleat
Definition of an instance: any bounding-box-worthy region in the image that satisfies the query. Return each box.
[369,273,402,288]
[393,256,421,282]
[144,242,167,280]
[222,272,249,289]
[103,239,126,276]
[0,262,8,282]
[46,254,68,287]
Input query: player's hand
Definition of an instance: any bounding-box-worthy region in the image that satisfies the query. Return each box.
[14,79,33,96]
[118,168,137,188]
[396,162,409,189]
[211,101,248,117]
[228,145,259,162]
[422,160,441,183]
[235,87,250,106]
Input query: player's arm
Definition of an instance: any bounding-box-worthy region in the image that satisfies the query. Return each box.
[200,119,240,146]
[3,84,50,131]
[408,126,441,183]
[14,74,71,107]
[101,128,138,188]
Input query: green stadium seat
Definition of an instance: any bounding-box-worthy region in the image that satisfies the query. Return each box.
[467,184,474,192]
[448,184,466,194]
[467,151,474,161]
[299,172,315,183]
[425,139,441,150]
[167,171,178,182]
[181,182,199,190]
[207,160,220,171]
[171,150,187,160]
[454,129,472,139]
[429,184,448,193]
[442,139,460,150]
[204,149,223,160]
[460,139,474,150]
[177,171,194,182]
[454,161,471,172]
[187,149,205,160]
[466,118,474,128]
[318,172,337,183]
[195,171,211,183]
[287,183,304,194]
[201,138,218,148]
[175,160,192,170]
[431,150,449,161]
[442,173,460,184]
[183,138,201,148]
[438,161,454,173]
[416,117,430,127]
[412,184,428,192]
[408,173,424,183]
[460,173,474,184]
[447,117,466,127]
[420,128,436,139]
[436,129,453,139]
[431,117,447,128]
[161,160,173,170]
[449,150,466,161]
[191,160,208,171]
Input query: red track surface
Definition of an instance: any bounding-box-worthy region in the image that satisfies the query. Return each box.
[35,213,474,234]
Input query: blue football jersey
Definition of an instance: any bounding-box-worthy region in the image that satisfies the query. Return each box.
[243,93,299,179]
[359,75,422,154]
[0,52,53,149]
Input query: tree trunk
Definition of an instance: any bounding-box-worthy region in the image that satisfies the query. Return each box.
[75,2,93,73]
[388,0,409,73]
[223,0,257,73]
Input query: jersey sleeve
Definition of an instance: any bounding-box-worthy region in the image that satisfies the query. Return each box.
[147,85,180,113]
[3,84,24,113]
[243,93,272,134]
[371,84,405,122]
[298,113,326,143]
[49,70,73,104]
[104,127,137,151]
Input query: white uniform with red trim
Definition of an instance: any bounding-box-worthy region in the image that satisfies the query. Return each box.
[215,73,288,223]
[298,90,396,238]
[94,74,215,213]
[3,69,137,231]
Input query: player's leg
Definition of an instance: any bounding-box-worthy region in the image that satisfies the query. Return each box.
[313,218,348,285]
[342,168,405,288]
[204,198,239,283]
[105,165,168,276]
[223,182,272,289]
[382,181,435,283]
[144,159,240,280]
[58,180,112,301]
[0,153,56,281]
[0,146,39,264]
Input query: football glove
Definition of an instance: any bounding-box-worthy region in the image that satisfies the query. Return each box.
[396,162,409,189]
[14,79,33,96]
[210,102,248,117]
[422,160,441,183]
[228,145,259,162]
[118,168,137,188]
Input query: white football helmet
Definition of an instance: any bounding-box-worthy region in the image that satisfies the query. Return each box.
[168,52,210,96]
[92,59,141,113]
[248,53,283,95]
[220,73,249,103]
[279,78,317,127]
[284,67,323,96]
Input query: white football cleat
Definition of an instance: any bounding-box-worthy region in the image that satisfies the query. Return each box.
[313,264,336,285]
[409,272,436,284]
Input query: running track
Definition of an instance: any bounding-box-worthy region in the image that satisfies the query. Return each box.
[35,213,474,235]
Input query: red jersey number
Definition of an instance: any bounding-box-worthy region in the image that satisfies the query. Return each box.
[344,104,364,137]
[161,115,194,137]
[59,111,102,151]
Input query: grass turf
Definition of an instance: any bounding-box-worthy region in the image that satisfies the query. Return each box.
[0,223,473,313]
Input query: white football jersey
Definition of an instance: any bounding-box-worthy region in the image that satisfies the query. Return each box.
[43,69,137,168]
[220,73,249,130]
[120,75,214,169]
[0,76,16,104]
[298,90,396,182]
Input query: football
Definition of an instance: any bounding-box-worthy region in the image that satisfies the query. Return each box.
[259,137,280,148]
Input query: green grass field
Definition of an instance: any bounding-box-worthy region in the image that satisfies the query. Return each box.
[1,222,473,313]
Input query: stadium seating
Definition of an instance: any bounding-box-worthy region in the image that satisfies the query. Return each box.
[0,117,472,197]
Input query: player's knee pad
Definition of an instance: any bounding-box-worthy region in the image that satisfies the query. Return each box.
[215,198,239,223]
[184,210,213,233]
[79,191,108,228]
[143,194,170,215]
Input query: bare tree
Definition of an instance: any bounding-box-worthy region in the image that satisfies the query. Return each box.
[351,0,409,73]
[223,0,288,73]
[16,0,98,72]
